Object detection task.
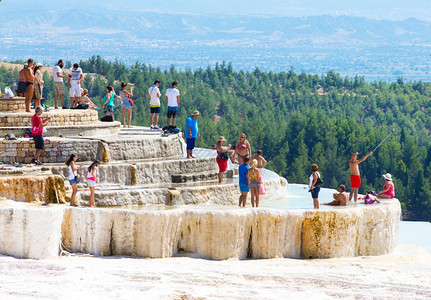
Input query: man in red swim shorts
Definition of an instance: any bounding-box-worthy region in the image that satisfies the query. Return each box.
[349,151,372,202]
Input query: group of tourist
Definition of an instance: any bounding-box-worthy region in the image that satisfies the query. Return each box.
[18,58,185,130]
[17,58,44,112]
[213,133,267,207]
[20,59,397,209]
[308,152,395,209]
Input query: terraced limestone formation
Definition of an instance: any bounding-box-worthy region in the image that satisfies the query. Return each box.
[0,102,400,260]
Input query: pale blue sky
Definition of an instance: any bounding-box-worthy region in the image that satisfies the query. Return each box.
[1,0,431,21]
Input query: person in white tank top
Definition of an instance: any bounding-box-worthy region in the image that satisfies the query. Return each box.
[65,154,82,206]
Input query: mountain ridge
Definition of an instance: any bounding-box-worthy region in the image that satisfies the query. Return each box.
[0,10,430,81]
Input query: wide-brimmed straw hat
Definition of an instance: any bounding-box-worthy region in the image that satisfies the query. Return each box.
[383,173,392,180]
[192,110,200,116]
[218,136,226,142]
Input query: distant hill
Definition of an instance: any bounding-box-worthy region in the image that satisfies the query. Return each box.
[1,9,431,81]
[0,62,55,77]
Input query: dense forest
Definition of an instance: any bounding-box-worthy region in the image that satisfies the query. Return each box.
[1,56,430,221]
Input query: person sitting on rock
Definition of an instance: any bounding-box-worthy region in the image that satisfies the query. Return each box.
[79,89,98,110]
[377,173,395,199]
[323,184,349,206]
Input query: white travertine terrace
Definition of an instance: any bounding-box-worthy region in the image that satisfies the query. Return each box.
[0,196,400,260]
[0,107,401,260]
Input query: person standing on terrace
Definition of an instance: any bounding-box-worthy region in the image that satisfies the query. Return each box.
[148,80,161,129]
[238,157,250,207]
[119,82,134,128]
[31,106,51,165]
[185,110,200,159]
[68,63,83,108]
[247,159,261,207]
[33,63,44,109]
[165,81,180,127]
[86,160,100,208]
[308,164,321,209]
[24,58,35,112]
[65,154,82,207]
[349,151,372,202]
[53,59,69,109]
[235,133,251,165]
[17,64,28,97]
[216,136,233,183]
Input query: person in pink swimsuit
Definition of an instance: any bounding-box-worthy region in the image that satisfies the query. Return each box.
[235,133,251,165]
[377,173,395,199]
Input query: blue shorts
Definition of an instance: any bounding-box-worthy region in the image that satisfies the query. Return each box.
[150,106,160,114]
[122,101,132,109]
[239,183,250,192]
[186,138,196,150]
[167,106,178,118]
[69,178,78,185]
[311,186,320,198]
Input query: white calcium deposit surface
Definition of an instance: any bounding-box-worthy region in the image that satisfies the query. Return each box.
[0,223,430,300]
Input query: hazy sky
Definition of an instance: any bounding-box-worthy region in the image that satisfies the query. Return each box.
[1,0,431,21]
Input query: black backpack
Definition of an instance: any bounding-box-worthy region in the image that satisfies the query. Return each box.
[101,115,114,122]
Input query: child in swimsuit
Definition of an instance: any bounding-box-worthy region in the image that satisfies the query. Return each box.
[247,159,261,207]
[364,191,381,204]
[251,150,267,169]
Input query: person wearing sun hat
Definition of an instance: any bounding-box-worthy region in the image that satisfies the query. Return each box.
[216,136,233,183]
[377,173,395,199]
[185,110,200,158]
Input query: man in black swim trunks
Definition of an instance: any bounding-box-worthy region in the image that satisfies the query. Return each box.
[24,58,35,112]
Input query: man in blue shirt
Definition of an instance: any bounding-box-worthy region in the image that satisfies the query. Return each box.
[238,157,250,207]
[185,110,200,159]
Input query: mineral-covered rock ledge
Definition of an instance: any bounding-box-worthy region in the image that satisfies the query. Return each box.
[0,197,400,260]
[0,133,185,163]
